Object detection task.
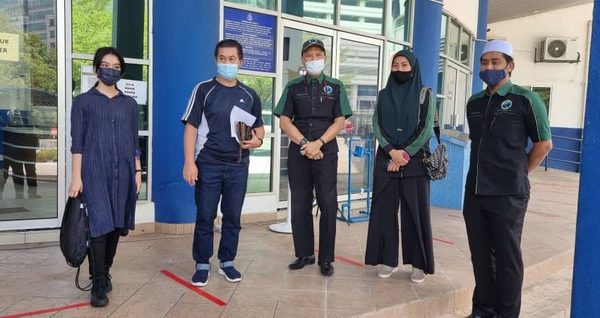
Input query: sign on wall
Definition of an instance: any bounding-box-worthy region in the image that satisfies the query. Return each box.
[0,33,19,62]
[80,65,148,105]
[223,7,277,73]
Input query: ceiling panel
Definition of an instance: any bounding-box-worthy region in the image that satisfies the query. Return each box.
[488,0,593,23]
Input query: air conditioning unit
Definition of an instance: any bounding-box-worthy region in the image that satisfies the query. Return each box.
[538,37,578,62]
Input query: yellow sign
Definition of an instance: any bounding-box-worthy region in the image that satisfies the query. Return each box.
[0,33,19,62]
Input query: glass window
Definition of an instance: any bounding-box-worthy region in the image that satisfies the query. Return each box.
[448,20,460,60]
[237,74,275,193]
[440,14,447,54]
[455,71,468,132]
[0,0,58,220]
[532,87,551,115]
[443,65,457,130]
[340,0,384,35]
[386,0,411,43]
[72,0,149,59]
[282,0,336,25]
[225,0,276,10]
[437,57,445,95]
[137,136,149,200]
[460,29,471,66]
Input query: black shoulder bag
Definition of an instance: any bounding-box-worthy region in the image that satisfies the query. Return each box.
[59,194,93,291]
[421,87,449,181]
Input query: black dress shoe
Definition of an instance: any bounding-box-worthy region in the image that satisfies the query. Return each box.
[320,262,334,276]
[288,255,316,270]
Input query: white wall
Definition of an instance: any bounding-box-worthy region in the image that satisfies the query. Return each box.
[489,3,593,129]
[443,0,479,34]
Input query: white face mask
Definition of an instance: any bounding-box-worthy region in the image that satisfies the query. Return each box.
[305,59,325,75]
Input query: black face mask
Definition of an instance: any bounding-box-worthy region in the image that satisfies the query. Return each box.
[391,71,412,84]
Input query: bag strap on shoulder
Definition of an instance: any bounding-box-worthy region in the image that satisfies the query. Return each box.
[419,87,441,145]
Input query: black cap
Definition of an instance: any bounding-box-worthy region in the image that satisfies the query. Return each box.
[301,38,326,54]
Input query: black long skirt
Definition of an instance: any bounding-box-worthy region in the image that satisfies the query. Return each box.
[364,174,435,274]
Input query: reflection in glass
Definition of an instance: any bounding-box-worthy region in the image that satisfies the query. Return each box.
[455,71,468,132]
[443,66,457,130]
[225,0,276,10]
[437,57,445,95]
[137,136,148,200]
[237,75,274,194]
[248,138,273,193]
[337,39,380,196]
[0,0,58,220]
[279,28,334,201]
[460,29,471,66]
[282,0,336,25]
[448,21,460,60]
[440,14,447,54]
[386,0,411,43]
[72,0,148,59]
[340,0,384,35]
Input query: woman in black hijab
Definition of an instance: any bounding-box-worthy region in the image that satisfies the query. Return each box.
[365,50,435,283]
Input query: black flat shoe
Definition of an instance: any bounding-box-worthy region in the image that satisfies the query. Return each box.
[320,262,334,276]
[288,255,316,270]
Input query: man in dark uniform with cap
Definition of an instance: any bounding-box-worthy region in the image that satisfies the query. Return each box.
[464,40,553,318]
[274,38,352,276]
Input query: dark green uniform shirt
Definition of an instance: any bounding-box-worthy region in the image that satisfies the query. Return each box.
[466,81,551,196]
[273,74,352,154]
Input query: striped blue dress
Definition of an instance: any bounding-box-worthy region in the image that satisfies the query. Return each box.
[70,87,140,238]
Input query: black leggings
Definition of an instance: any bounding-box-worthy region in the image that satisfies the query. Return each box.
[88,230,121,279]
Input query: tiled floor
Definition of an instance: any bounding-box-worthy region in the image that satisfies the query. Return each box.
[0,168,578,318]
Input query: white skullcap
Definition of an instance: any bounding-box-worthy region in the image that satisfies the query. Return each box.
[482,40,513,58]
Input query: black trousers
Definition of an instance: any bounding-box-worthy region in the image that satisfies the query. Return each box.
[463,192,530,318]
[365,174,434,274]
[287,145,338,264]
[88,230,121,279]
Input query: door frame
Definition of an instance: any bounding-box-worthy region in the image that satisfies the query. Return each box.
[276,19,385,207]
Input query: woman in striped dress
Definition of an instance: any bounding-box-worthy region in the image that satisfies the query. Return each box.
[68,47,141,307]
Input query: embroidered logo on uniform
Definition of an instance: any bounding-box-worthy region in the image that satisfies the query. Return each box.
[239,98,245,103]
[501,100,512,110]
[324,85,333,94]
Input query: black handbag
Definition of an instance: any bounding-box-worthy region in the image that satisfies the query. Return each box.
[59,194,92,290]
[420,87,448,181]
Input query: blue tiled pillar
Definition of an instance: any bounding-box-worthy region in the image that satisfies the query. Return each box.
[472,0,489,94]
[412,0,443,92]
[152,0,219,224]
[571,0,600,315]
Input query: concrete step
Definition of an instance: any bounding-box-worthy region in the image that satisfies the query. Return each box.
[438,265,573,318]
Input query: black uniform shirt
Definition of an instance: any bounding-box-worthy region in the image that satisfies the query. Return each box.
[273,73,352,154]
[466,81,551,196]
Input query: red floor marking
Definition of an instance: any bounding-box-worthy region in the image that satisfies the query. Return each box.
[160,269,227,307]
[314,249,364,267]
[448,213,462,219]
[0,301,89,318]
[433,237,454,245]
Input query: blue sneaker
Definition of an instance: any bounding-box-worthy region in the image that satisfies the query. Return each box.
[218,261,242,283]
[191,263,210,287]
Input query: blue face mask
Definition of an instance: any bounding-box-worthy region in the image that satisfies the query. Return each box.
[97,67,121,86]
[217,63,239,80]
[479,68,507,87]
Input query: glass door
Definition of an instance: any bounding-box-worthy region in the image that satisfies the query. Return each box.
[0,0,66,231]
[277,20,335,204]
[276,20,383,206]
[335,33,382,198]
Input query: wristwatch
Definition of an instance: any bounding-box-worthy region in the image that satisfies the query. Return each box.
[299,137,309,146]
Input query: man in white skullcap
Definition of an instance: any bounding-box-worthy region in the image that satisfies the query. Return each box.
[463,40,553,318]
